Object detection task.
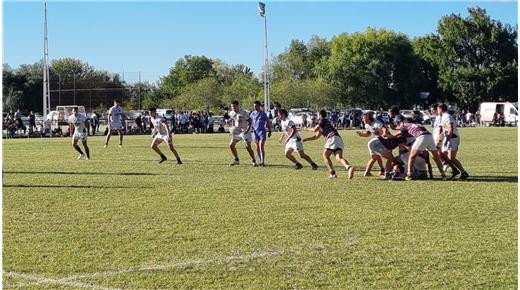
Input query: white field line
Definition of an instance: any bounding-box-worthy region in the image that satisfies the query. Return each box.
[61,250,282,281]
[5,250,282,288]
[4,271,120,290]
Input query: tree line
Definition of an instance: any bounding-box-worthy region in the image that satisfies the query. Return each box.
[3,7,517,114]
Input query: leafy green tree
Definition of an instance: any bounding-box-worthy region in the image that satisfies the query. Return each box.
[326,28,422,108]
[160,55,215,98]
[222,75,262,107]
[434,7,517,109]
[164,78,223,111]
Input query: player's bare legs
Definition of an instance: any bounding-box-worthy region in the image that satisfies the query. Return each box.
[167,141,182,164]
[245,141,257,165]
[298,150,318,170]
[335,150,354,180]
[104,129,112,147]
[72,138,84,160]
[323,149,336,179]
[285,148,302,169]
[229,139,240,165]
[117,129,123,146]
[81,140,90,160]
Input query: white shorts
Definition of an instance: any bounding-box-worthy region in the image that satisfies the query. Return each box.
[110,121,123,130]
[324,135,344,151]
[411,134,437,151]
[73,131,87,141]
[231,131,252,143]
[441,136,460,152]
[154,134,172,144]
[367,138,387,156]
[285,139,304,152]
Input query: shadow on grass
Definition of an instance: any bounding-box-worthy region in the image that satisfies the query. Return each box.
[460,175,517,183]
[3,184,143,189]
[3,171,165,176]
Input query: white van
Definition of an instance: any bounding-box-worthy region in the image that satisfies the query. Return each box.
[156,109,174,120]
[479,102,518,126]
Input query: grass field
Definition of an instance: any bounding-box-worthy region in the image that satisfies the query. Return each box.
[3,127,518,289]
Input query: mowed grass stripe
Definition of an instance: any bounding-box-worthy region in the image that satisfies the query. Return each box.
[3,127,517,289]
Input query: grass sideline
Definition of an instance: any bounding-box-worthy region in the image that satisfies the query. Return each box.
[3,127,518,289]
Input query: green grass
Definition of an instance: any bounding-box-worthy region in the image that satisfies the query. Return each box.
[3,128,517,289]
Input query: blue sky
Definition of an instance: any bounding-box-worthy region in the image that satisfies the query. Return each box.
[3,1,518,83]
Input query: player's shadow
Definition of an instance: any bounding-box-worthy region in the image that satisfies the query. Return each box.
[3,171,165,176]
[4,184,141,189]
[455,175,517,183]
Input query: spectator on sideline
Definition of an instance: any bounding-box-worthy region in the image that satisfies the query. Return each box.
[29,111,36,133]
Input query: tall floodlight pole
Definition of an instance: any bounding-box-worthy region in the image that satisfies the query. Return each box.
[259,2,270,113]
[43,0,50,118]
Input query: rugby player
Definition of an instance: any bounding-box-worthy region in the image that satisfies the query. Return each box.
[68,107,91,160]
[303,110,354,180]
[250,100,272,166]
[104,99,125,148]
[227,101,257,166]
[396,118,447,180]
[356,112,385,177]
[437,103,469,180]
[149,108,182,164]
[278,109,318,170]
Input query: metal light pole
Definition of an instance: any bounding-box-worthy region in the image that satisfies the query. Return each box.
[138,71,141,111]
[73,73,76,105]
[43,0,50,117]
[259,2,270,112]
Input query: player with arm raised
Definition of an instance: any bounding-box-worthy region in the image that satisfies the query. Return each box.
[303,110,354,180]
[104,99,124,148]
[149,108,182,164]
[278,109,318,170]
[68,107,91,160]
[228,100,257,166]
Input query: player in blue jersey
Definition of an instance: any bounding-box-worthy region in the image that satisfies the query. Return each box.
[250,100,272,166]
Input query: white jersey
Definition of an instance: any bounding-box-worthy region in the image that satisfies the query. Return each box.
[432,115,442,140]
[151,117,168,136]
[281,118,300,141]
[108,105,123,123]
[365,120,384,137]
[68,114,88,133]
[229,109,250,133]
[440,112,459,137]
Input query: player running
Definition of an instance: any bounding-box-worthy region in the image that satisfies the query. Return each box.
[303,110,354,180]
[395,118,447,180]
[356,112,385,177]
[104,99,125,148]
[227,100,257,166]
[437,103,469,180]
[278,109,319,170]
[149,108,182,164]
[250,100,272,166]
[68,107,91,160]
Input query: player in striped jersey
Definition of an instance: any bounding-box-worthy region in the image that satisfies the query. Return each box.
[396,118,446,180]
[303,110,354,180]
[149,108,182,164]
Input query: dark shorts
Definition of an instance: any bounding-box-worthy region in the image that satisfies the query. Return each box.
[252,130,267,143]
